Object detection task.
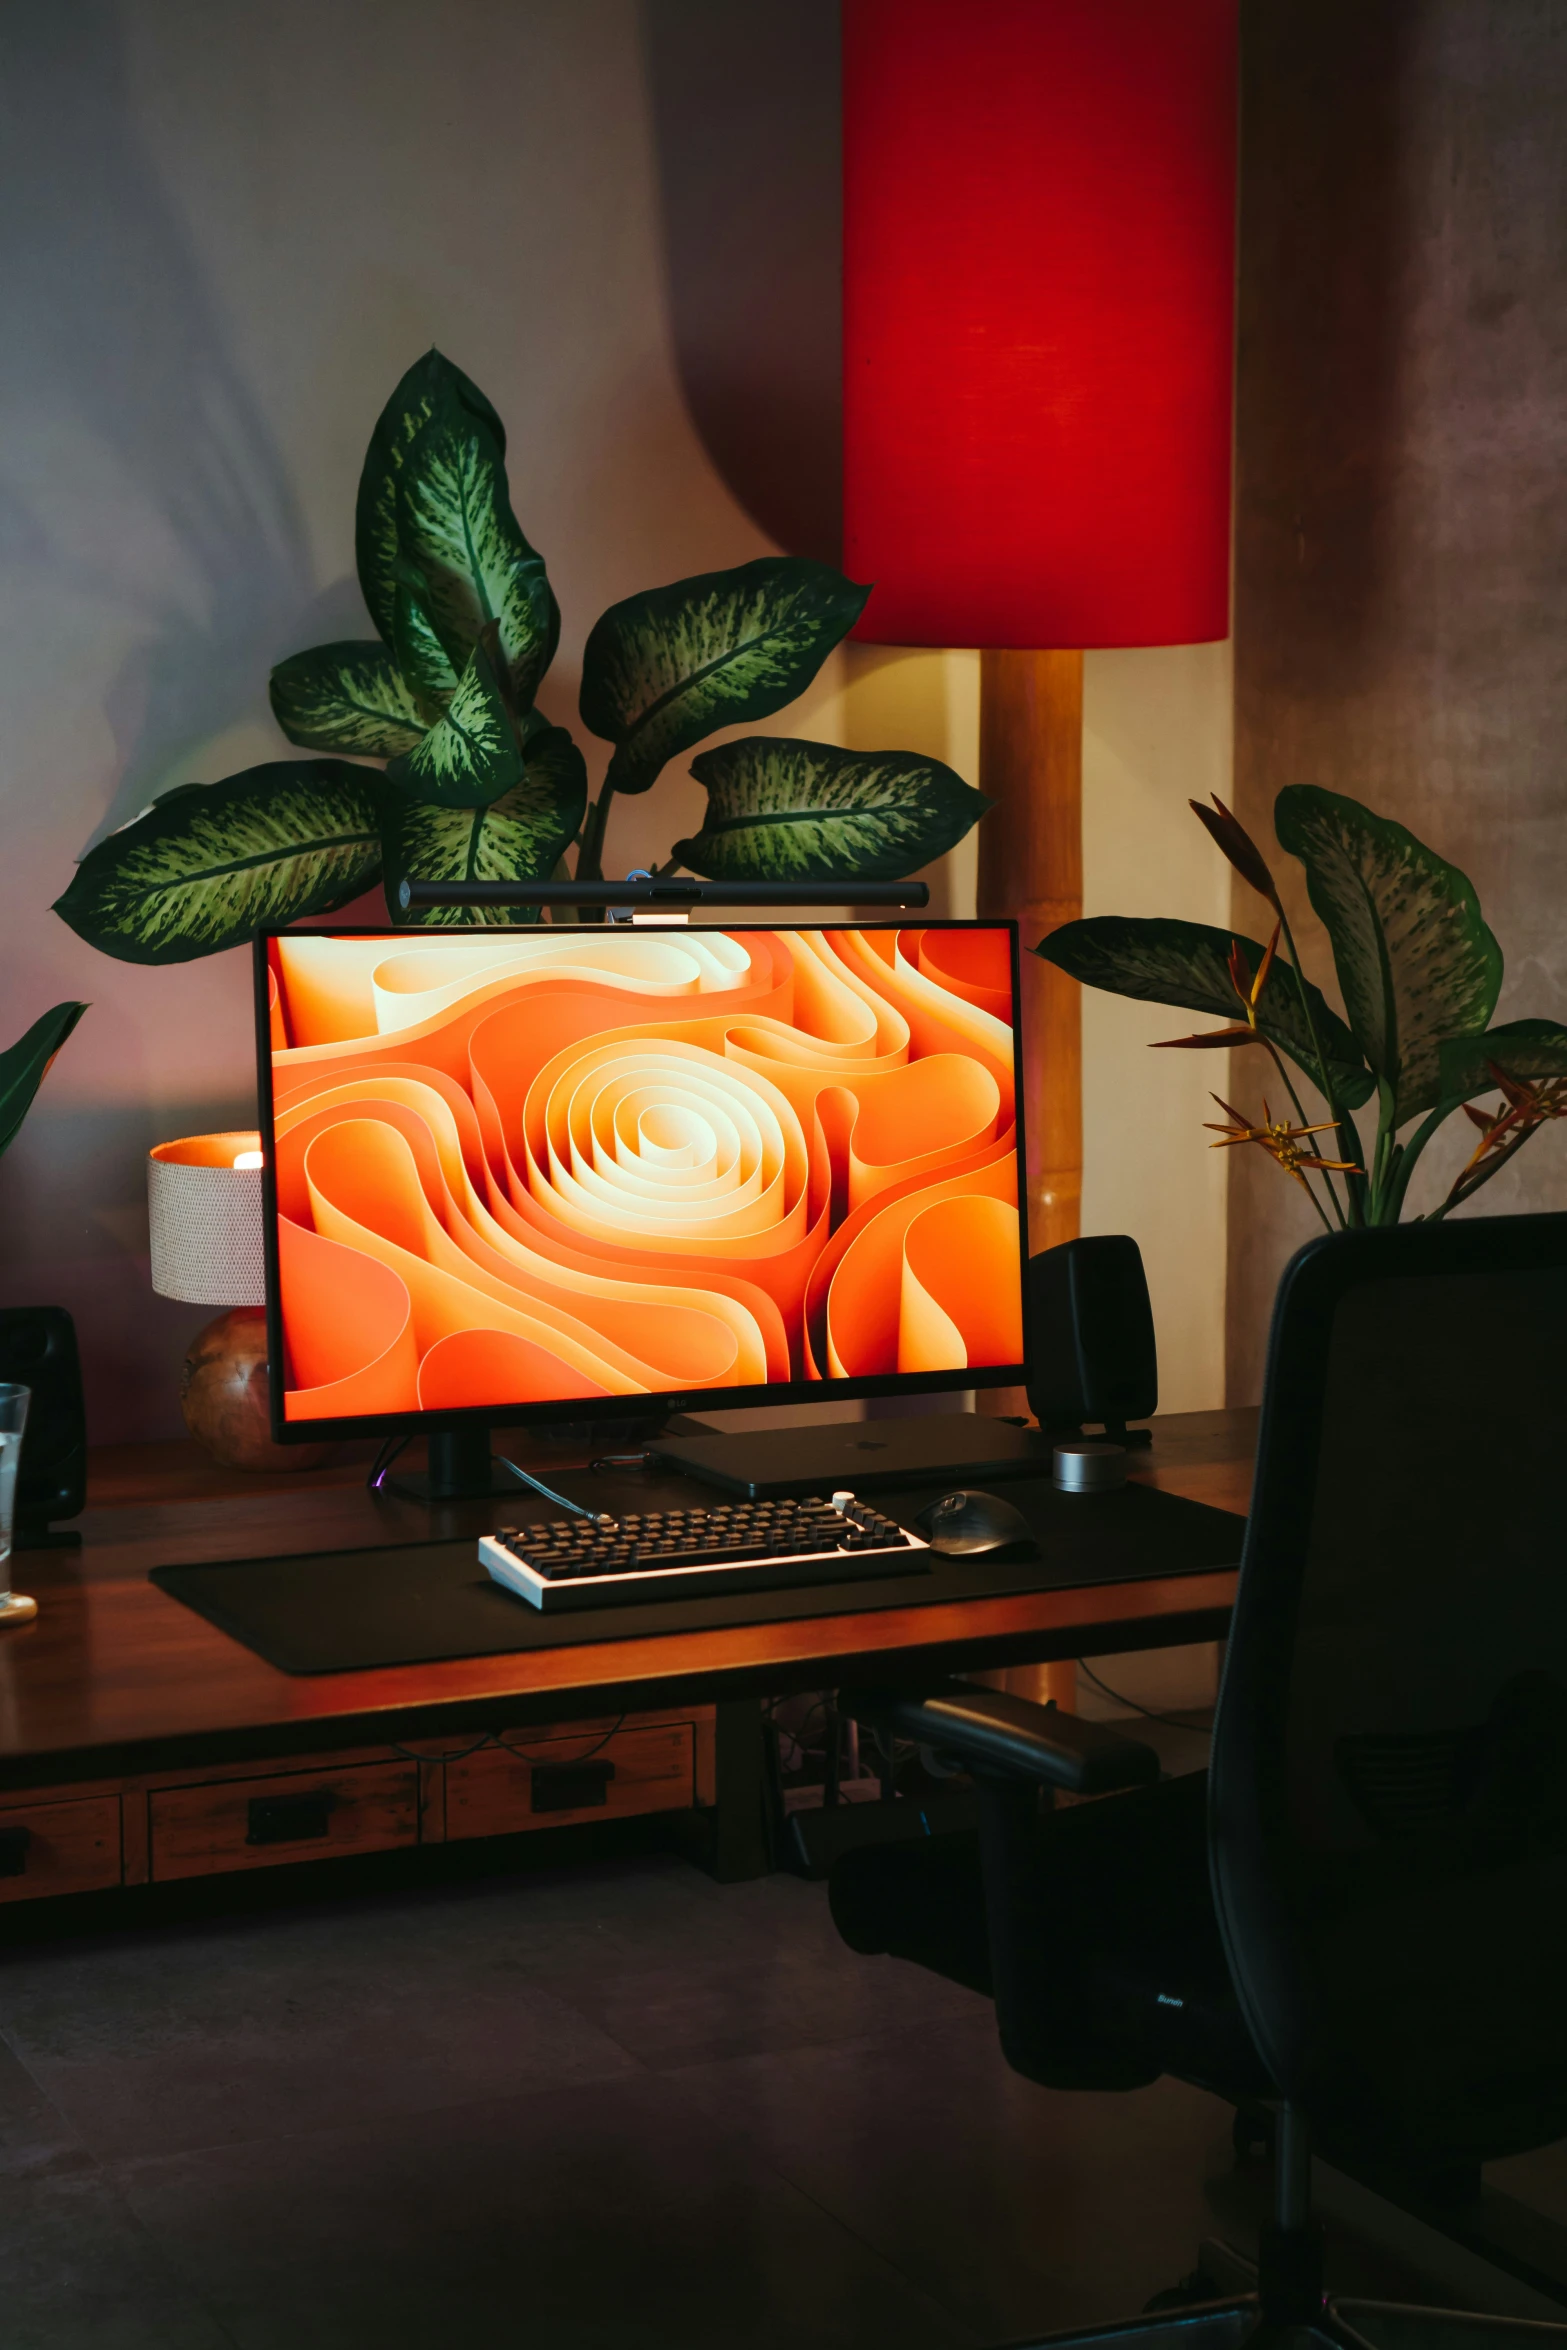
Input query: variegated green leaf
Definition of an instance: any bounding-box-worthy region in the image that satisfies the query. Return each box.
[390,562,460,715]
[1275,786,1501,1124]
[580,558,870,796]
[1438,1018,1567,1102]
[676,737,989,883]
[384,637,521,809]
[52,762,383,965]
[354,349,506,650]
[0,1001,87,1156]
[1036,916,1375,1109]
[381,726,588,928]
[396,408,558,707]
[268,640,426,758]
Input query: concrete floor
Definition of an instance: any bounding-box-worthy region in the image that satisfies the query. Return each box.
[0,1826,1556,2348]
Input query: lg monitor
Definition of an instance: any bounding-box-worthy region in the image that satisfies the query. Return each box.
[256,920,1027,1490]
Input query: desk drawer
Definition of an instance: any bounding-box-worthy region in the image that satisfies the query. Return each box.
[150,1761,419,1882]
[0,1796,122,1902]
[447,1725,694,1839]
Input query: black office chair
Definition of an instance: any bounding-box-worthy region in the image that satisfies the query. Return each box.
[831,1214,1567,2345]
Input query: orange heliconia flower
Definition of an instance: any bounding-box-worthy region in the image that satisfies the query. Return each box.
[1456,1066,1567,1184]
[1204,1095,1360,1191]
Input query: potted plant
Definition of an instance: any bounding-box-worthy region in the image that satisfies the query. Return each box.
[1038,788,1567,1228]
[52,351,988,962]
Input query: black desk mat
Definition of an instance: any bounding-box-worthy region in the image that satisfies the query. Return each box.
[150,1469,1244,1677]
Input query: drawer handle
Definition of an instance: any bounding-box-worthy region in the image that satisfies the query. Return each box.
[531,1760,615,1814]
[247,1790,336,1846]
[0,1824,32,1877]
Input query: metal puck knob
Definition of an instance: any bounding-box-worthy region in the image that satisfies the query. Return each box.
[1052,1441,1128,1494]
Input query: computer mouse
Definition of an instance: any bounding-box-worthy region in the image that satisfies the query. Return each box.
[913,1488,1036,1558]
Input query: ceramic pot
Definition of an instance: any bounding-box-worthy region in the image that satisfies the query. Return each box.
[179,1307,329,1472]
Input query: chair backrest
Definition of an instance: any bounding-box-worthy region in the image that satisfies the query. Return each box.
[1210,1213,1567,2170]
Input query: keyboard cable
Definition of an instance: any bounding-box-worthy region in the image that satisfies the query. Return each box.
[367,1435,611,1527]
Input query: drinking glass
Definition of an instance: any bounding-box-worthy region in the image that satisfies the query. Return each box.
[0,1384,37,1625]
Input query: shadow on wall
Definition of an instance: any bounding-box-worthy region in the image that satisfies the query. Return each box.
[1227,0,1418,1402]
[641,0,843,564]
[1233,0,1415,714]
[1230,0,1567,1398]
[0,3,365,1439]
[3,1099,258,1448]
[0,2,362,852]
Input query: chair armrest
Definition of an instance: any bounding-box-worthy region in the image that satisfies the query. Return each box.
[839,1682,1161,1796]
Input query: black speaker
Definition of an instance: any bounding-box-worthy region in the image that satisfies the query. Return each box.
[1024,1235,1158,1443]
[0,1306,87,1543]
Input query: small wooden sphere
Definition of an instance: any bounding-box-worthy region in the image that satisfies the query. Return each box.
[179,1308,329,1473]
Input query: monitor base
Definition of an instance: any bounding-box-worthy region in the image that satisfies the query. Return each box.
[386,1466,531,1507]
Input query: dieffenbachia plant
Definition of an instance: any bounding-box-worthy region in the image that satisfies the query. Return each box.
[1038,788,1567,1228]
[54,351,989,958]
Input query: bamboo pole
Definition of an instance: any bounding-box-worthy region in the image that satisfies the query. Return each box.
[977,647,1084,1253]
[976,647,1084,1714]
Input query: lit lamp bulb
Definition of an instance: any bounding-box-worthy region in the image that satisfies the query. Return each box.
[232,1149,263,1171]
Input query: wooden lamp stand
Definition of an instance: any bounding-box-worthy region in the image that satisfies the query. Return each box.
[976,649,1084,1713]
[977,649,1084,1260]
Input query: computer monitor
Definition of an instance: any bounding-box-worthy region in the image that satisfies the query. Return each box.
[255,921,1028,1475]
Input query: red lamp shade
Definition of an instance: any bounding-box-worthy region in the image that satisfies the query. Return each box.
[843,0,1238,650]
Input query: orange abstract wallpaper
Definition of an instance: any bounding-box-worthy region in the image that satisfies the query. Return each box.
[265,927,1023,1422]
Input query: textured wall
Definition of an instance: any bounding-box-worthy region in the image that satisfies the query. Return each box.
[1228,0,1567,1398]
[0,0,835,1440]
[0,0,1232,1441]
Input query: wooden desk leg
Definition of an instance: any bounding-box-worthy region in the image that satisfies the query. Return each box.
[706,1699,774,1882]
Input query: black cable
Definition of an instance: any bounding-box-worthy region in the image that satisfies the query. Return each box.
[367,1433,410,1493]
[1076,1660,1214,1736]
[588,1451,654,1473]
[493,1454,610,1525]
[766,1693,831,1751]
[388,1733,493,1765]
[390,1713,629,1770]
[492,1713,626,1766]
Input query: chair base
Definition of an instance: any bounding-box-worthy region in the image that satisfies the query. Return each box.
[1005,2293,1567,2346]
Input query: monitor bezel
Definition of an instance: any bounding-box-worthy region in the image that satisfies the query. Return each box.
[254,919,1029,1445]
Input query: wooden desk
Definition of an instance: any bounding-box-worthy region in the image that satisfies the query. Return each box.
[0,1409,1254,1902]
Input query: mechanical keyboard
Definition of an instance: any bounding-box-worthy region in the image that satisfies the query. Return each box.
[479,1491,931,1612]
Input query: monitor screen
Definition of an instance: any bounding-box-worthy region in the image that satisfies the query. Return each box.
[257,922,1026,1437]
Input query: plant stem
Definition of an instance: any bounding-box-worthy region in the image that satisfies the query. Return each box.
[576,786,616,883]
[1276,910,1363,1225]
[1295,1172,1336,1235]
[1379,1100,1450,1224]
[1424,1116,1545,1221]
[1361,1078,1417,1224]
[1263,1039,1348,1230]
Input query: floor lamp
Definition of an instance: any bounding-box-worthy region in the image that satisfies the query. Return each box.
[843,0,1238,1257]
[843,0,1238,1707]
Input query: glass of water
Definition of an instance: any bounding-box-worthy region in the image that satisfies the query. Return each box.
[0,1384,37,1626]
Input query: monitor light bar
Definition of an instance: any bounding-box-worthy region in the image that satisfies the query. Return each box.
[396,878,931,913]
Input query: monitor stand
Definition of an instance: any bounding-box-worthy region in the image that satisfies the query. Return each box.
[384,1427,523,1506]
[381,1412,682,1508]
